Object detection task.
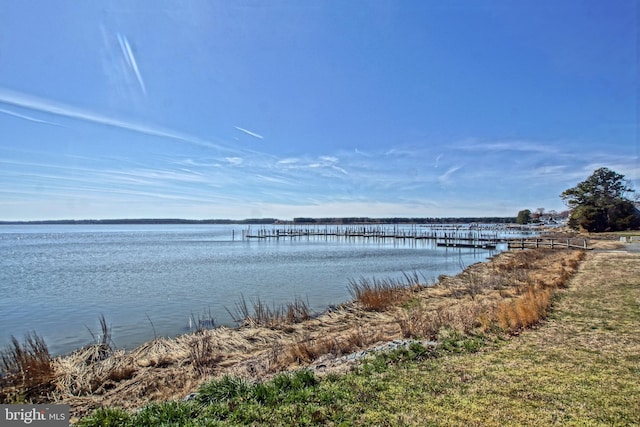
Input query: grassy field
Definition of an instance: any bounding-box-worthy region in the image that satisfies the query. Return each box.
[73,248,640,426]
[372,250,640,426]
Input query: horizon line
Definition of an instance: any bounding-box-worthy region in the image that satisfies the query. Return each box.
[0,216,525,225]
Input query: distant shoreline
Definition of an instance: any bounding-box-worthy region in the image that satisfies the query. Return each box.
[0,216,517,226]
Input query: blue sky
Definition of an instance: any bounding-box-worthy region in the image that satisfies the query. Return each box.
[0,1,637,220]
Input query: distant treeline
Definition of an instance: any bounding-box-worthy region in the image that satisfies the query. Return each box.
[291,217,516,224]
[1,217,516,225]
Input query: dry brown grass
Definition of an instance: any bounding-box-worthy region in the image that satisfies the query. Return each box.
[495,286,552,331]
[398,249,585,339]
[491,249,585,332]
[276,327,384,367]
[0,332,54,402]
[227,296,312,328]
[188,333,222,375]
[348,275,419,311]
[397,302,486,340]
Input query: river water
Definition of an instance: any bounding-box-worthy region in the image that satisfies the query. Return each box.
[0,224,509,356]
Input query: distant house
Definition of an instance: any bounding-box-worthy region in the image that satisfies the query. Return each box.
[535,211,569,227]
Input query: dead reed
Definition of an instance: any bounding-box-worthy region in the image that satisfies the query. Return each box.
[443,270,499,299]
[189,334,222,375]
[397,302,486,340]
[495,286,553,331]
[400,248,586,339]
[348,274,420,311]
[189,307,216,332]
[0,332,54,402]
[492,249,584,332]
[491,249,549,273]
[227,296,312,328]
[274,328,384,368]
[83,314,115,364]
[284,335,334,364]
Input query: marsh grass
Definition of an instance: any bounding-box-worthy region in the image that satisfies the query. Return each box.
[83,314,115,364]
[491,249,584,333]
[495,286,553,332]
[278,328,380,367]
[188,307,215,332]
[188,334,222,375]
[445,270,494,299]
[285,336,334,365]
[492,248,548,272]
[397,248,585,347]
[226,295,311,328]
[85,314,114,353]
[397,302,485,339]
[348,272,422,311]
[0,332,53,402]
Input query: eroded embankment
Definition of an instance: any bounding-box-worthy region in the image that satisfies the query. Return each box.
[3,247,587,419]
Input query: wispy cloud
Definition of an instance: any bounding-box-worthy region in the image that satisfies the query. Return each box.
[174,158,223,168]
[277,158,299,165]
[457,139,559,154]
[116,33,146,95]
[0,87,234,152]
[235,126,264,139]
[434,153,443,168]
[533,164,568,176]
[2,109,608,220]
[319,156,338,162]
[0,156,236,209]
[224,157,244,166]
[103,168,206,185]
[255,174,295,185]
[278,155,348,176]
[0,108,62,127]
[383,148,417,157]
[437,165,462,185]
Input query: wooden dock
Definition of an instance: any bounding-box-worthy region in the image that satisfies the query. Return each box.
[437,241,497,249]
[507,238,590,250]
[241,226,590,251]
[244,225,493,239]
[243,225,506,249]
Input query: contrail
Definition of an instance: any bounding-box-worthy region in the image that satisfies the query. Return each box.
[117,33,146,95]
[0,108,63,127]
[235,126,264,139]
[0,87,232,151]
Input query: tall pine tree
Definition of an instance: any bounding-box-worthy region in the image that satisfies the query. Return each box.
[561,167,639,232]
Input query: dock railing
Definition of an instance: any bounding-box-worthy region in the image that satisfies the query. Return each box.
[507,238,589,250]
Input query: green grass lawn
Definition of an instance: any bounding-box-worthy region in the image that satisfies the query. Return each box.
[78,250,640,426]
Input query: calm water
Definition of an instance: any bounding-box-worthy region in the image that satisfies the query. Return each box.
[0,224,505,355]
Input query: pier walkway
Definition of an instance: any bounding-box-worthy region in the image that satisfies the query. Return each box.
[242,225,589,250]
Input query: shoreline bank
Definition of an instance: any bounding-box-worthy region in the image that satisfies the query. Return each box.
[1,240,598,419]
